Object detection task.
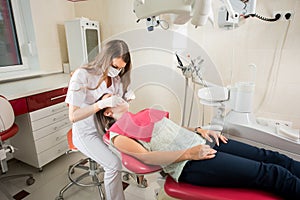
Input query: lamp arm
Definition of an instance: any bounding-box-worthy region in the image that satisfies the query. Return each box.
[133,0,256,30]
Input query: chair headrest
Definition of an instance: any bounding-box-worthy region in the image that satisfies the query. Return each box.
[0,96,15,132]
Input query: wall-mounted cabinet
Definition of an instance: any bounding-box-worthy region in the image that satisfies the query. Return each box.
[65,17,101,71]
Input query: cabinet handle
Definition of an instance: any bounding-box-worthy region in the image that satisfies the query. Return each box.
[53,122,69,131]
[53,114,67,122]
[51,94,67,101]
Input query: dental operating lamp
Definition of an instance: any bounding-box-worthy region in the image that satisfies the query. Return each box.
[133,0,257,30]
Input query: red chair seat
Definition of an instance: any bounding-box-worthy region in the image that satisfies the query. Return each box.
[164,176,282,200]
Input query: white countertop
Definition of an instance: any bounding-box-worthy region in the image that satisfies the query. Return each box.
[0,73,70,100]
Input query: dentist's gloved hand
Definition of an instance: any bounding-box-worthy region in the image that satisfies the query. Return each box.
[96,95,125,109]
[124,90,136,102]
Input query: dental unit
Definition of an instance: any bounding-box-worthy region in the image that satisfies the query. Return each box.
[133,0,299,160]
[131,2,300,199]
[176,54,300,161]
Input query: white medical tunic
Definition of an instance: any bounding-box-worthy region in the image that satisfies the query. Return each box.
[65,68,124,137]
[65,68,126,200]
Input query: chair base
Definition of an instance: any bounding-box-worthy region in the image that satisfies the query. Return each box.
[122,172,148,188]
[56,157,105,200]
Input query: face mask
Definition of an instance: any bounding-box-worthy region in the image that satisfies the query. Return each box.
[108,66,121,77]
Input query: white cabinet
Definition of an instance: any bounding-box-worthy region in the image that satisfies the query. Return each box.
[65,18,101,71]
[11,88,71,170]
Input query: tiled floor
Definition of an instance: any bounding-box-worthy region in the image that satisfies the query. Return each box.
[0,152,169,200]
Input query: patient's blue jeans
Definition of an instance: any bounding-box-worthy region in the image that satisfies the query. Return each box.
[179,139,300,199]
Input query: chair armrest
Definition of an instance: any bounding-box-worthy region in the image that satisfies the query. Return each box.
[121,152,161,174]
[103,133,162,174]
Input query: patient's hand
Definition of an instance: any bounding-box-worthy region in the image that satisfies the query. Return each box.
[196,128,228,146]
[219,134,228,144]
[187,144,217,160]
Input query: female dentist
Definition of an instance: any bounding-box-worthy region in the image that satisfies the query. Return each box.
[65,40,134,200]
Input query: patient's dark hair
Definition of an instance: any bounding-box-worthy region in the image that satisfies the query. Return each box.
[94,93,116,134]
[95,109,116,134]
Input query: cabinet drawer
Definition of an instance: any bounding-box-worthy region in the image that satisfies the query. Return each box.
[35,126,70,153]
[33,119,70,141]
[37,140,68,167]
[27,87,68,112]
[30,102,68,122]
[31,111,68,131]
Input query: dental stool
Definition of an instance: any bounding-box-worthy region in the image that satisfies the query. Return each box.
[0,95,35,200]
[56,129,105,200]
[102,133,161,187]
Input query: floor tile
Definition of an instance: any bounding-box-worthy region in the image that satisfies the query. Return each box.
[0,152,166,200]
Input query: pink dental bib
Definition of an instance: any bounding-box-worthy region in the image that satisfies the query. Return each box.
[108,108,169,142]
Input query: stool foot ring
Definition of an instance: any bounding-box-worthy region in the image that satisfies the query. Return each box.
[57,158,105,200]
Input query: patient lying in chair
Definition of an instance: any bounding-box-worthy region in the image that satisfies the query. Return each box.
[96,95,300,200]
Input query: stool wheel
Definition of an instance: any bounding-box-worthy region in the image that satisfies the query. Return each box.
[123,173,130,181]
[137,178,148,188]
[26,177,35,185]
[55,196,64,200]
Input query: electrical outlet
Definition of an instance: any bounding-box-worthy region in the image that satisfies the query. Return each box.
[283,11,294,20]
[273,11,283,21]
[273,11,294,21]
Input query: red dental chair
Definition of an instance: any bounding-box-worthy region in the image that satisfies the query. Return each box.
[0,95,35,199]
[103,133,282,200]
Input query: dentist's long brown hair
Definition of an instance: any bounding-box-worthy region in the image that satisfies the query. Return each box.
[82,39,132,98]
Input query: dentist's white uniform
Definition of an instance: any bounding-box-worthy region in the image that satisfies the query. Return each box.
[66,68,130,200]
